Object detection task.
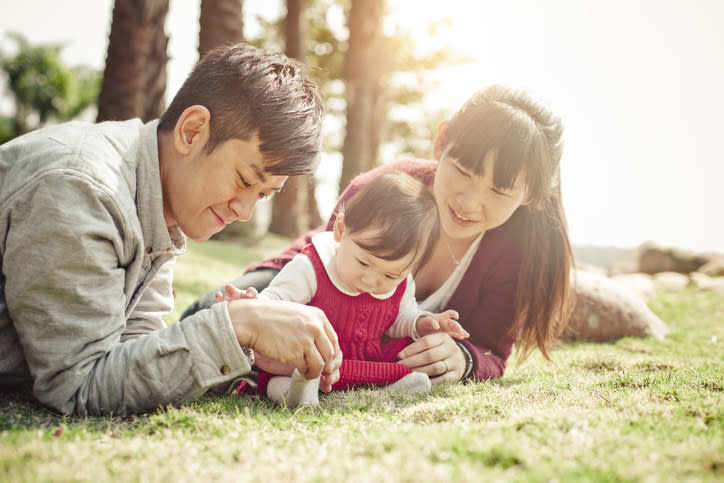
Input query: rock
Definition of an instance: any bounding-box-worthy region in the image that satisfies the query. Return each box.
[690,272,713,290]
[610,273,656,301]
[697,257,724,277]
[562,269,670,342]
[637,242,709,274]
[652,272,690,291]
[608,254,640,276]
[690,273,724,295]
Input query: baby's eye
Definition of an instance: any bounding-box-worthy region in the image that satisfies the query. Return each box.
[357,259,369,267]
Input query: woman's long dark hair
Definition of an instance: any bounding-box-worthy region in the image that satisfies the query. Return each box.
[445,85,574,361]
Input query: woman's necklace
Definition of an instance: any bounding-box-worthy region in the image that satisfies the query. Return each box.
[444,237,461,266]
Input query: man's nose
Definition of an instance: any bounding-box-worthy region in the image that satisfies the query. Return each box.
[229,197,256,222]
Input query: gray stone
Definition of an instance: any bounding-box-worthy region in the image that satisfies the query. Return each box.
[610,273,656,301]
[563,269,670,342]
[653,272,690,291]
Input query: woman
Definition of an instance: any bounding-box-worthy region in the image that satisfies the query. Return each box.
[182,84,573,384]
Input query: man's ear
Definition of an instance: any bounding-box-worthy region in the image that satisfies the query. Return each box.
[333,214,345,242]
[173,105,211,156]
[433,121,449,161]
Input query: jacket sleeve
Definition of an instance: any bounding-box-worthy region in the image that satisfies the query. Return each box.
[2,175,252,415]
[122,259,175,340]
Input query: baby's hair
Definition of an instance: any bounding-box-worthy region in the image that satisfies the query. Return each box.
[340,172,440,272]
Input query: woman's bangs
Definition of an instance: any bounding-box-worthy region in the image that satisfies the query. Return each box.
[448,108,532,191]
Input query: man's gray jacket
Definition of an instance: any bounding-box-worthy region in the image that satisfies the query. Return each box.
[0,119,252,415]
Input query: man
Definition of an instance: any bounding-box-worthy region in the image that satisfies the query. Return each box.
[0,43,341,416]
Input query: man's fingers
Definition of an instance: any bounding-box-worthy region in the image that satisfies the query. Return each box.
[301,348,325,380]
[320,319,342,374]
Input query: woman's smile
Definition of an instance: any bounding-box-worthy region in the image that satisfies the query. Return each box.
[448,205,477,226]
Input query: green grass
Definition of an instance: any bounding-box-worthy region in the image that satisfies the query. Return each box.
[165,234,291,323]
[1,238,722,482]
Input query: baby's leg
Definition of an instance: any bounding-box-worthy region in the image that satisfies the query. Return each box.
[267,369,320,407]
[386,372,431,393]
[332,359,430,393]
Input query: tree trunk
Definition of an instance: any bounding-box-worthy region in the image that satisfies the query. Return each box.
[269,0,322,238]
[339,0,387,193]
[144,10,169,121]
[199,0,245,58]
[97,0,169,122]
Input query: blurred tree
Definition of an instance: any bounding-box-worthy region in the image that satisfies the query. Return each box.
[97,0,169,122]
[0,32,100,143]
[247,0,467,195]
[199,0,245,57]
[338,0,386,192]
[268,0,324,238]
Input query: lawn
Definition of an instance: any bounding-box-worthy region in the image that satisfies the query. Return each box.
[1,237,722,482]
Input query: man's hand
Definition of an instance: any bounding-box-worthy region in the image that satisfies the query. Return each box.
[227,299,342,382]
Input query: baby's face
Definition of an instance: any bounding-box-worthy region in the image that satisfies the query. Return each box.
[334,226,415,296]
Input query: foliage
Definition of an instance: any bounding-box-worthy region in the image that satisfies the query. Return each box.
[246,0,470,158]
[0,32,100,143]
[1,238,722,482]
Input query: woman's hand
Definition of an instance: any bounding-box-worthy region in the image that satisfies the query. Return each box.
[397,332,466,384]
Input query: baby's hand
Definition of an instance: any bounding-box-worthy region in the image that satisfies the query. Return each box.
[215,284,259,303]
[415,310,469,340]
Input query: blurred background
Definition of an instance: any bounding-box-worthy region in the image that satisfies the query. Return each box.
[1,0,722,260]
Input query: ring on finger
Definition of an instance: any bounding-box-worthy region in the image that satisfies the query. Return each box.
[442,359,449,373]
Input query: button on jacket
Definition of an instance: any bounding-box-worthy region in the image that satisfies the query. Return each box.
[0,119,252,415]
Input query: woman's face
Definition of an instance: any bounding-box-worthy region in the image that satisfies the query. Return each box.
[433,151,528,242]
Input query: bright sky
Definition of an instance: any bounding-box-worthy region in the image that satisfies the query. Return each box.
[1,0,722,253]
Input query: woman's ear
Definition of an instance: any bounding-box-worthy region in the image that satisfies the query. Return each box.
[333,214,345,242]
[433,121,449,161]
[173,105,211,155]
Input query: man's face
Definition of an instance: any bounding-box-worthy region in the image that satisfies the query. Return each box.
[163,137,287,242]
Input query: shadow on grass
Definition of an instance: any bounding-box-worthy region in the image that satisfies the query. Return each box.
[0,390,65,430]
